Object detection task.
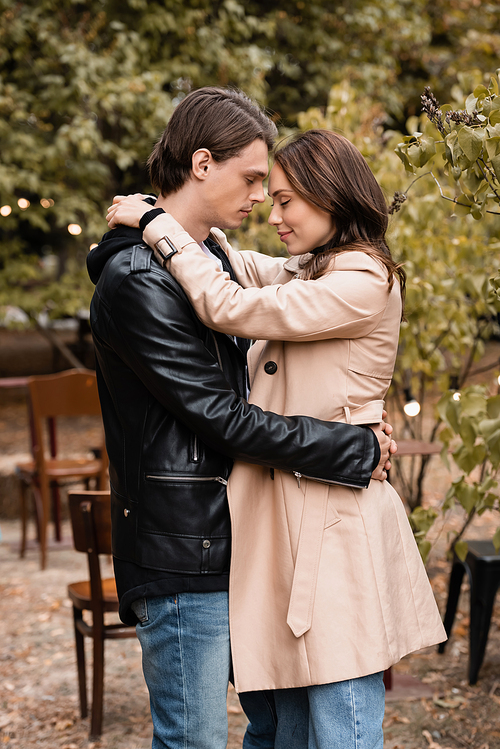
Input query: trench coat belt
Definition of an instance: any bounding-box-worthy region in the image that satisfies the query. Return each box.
[286,481,331,638]
[286,400,384,638]
[343,399,385,425]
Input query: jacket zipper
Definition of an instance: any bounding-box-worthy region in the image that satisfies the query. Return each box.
[211,331,223,369]
[146,474,228,486]
[292,471,366,490]
[192,435,199,462]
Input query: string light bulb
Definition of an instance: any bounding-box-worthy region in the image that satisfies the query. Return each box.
[403,388,421,417]
[0,205,12,217]
[449,375,461,402]
[67,223,82,235]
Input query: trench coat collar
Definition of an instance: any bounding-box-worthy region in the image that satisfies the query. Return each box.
[283,253,313,274]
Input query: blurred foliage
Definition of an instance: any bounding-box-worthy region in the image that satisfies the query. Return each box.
[0,0,274,319]
[2,0,500,319]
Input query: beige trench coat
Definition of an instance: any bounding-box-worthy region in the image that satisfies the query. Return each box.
[145,216,447,693]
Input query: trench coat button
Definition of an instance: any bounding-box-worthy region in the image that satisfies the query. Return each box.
[124,508,130,517]
[264,361,278,375]
[202,539,211,549]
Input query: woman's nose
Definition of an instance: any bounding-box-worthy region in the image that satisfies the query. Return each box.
[268,206,282,226]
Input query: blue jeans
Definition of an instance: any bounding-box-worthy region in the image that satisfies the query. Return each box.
[133,592,232,749]
[272,672,385,749]
[239,690,277,749]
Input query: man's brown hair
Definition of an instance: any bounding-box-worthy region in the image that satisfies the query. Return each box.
[148,87,277,196]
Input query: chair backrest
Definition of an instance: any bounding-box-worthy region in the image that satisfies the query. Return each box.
[27,369,105,466]
[69,491,112,556]
[69,491,113,615]
[28,369,102,419]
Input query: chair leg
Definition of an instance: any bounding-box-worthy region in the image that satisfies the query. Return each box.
[50,481,62,543]
[19,480,28,558]
[468,579,496,685]
[39,479,50,570]
[90,635,105,738]
[438,560,466,653]
[73,609,88,718]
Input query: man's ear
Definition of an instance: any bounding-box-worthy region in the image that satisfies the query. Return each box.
[192,149,213,180]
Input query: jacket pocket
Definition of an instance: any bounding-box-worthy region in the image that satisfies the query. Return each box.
[138,473,231,573]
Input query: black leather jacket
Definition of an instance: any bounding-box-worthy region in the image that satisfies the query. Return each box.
[88,227,379,619]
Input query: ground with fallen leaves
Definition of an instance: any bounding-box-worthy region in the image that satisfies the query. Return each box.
[1,360,500,748]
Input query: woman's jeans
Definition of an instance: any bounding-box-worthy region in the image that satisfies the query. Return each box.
[133,592,232,749]
[271,672,385,749]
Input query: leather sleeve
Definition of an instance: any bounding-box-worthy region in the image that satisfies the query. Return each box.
[97,263,380,488]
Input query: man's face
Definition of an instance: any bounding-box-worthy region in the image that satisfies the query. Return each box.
[201,139,269,230]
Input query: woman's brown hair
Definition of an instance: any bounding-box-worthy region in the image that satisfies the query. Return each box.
[273,130,405,312]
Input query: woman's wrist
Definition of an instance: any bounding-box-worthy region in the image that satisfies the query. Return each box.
[139,207,166,232]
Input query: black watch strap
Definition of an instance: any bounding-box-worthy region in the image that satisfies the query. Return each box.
[139,207,165,232]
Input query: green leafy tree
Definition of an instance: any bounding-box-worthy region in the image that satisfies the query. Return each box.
[3,0,500,322]
[0,0,273,320]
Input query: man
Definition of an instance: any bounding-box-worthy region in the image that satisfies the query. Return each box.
[88,87,392,749]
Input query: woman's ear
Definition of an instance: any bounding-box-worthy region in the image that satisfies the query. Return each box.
[192,149,212,180]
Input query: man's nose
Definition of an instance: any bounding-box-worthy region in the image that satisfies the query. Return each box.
[251,183,266,204]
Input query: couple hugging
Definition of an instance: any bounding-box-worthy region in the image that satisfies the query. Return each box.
[88,86,445,749]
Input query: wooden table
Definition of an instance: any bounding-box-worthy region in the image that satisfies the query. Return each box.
[396,439,442,457]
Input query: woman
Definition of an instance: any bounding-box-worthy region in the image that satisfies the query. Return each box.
[107,130,446,748]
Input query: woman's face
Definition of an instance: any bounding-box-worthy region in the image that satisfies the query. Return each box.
[267,163,335,256]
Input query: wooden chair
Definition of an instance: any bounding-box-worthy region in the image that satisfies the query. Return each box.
[67,490,136,738]
[16,369,108,569]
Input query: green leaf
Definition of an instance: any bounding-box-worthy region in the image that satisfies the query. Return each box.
[395,143,415,173]
[445,399,461,432]
[460,390,488,417]
[485,136,500,160]
[453,444,485,475]
[453,193,473,216]
[487,395,500,419]
[465,94,478,115]
[490,155,500,182]
[409,506,438,535]
[479,418,500,439]
[493,526,500,553]
[417,540,432,565]
[458,416,476,448]
[457,126,485,162]
[473,84,489,98]
[454,540,468,561]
